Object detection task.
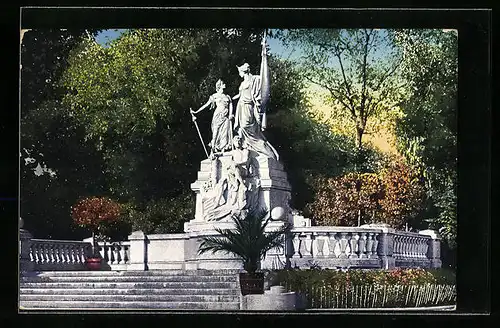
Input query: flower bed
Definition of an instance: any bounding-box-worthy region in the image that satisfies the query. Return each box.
[267,268,456,308]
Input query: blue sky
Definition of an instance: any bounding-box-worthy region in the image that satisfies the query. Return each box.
[94,29,299,59]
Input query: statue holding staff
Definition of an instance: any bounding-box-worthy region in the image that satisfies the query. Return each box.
[191,79,234,156]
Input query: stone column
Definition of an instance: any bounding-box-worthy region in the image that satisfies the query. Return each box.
[419,230,442,268]
[128,231,148,271]
[19,218,34,273]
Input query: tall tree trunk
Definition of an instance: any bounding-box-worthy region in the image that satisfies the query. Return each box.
[356,125,364,149]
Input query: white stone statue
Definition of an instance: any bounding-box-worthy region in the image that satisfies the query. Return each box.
[187,32,291,228]
[232,63,279,161]
[201,154,251,221]
[191,79,233,156]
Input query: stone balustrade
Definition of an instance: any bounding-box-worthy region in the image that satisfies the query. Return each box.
[20,224,441,272]
[287,227,383,269]
[285,225,441,270]
[29,239,93,271]
[96,240,131,270]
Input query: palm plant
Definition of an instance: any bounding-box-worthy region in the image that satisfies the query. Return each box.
[198,209,291,274]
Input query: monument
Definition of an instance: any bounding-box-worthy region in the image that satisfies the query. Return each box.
[183,31,293,270]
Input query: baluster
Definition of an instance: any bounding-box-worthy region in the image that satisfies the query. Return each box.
[68,244,76,268]
[29,244,34,262]
[292,234,301,258]
[414,238,419,258]
[339,232,348,259]
[349,233,359,259]
[366,233,374,258]
[113,243,121,264]
[54,244,62,265]
[419,238,425,258]
[328,233,339,258]
[57,244,66,265]
[411,237,417,258]
[112,243,119,264]
[400,236,405,257]
[393,236,399,257]
[71,244,79,264]
[36,243,43,264]
[43,243,51,264]
[52,243,59,264]
[316,237,325,257]
[80,244,88,263]
[408,237,414,258]
[404,236,410,258]
[101,242,108,263]
[411,237,418,258]
[46,243,54,264]
[61,244,67,264]
[32,243,39,264]
[417,238,423,258]
[124,244,130,263]
[300,234,312,257]
[78,244,87,264]
[397,236,404,257]
[37,243,45,264]
[358,232,367,258]
[372,233,379,258]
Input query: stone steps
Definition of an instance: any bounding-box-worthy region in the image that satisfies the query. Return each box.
[23,270,241,276]
[20,275,238,282]
[20,270,242,310]
[20,294,240,302]
[20,287,240,295]
[20,300,240,310]
[20,281,239,289]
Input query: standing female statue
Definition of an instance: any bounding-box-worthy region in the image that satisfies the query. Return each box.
[191,79,233,155]
[233,63,279,160]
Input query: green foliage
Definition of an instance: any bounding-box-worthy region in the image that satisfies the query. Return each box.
[392,29,457,250]
[20,29,106,240]
[124,192,195,234]
[305,172,383,227]
[267,268,456,308]
[265,59,385,212]
[57,28,265,233]
[269,268,454,288]
[305,158,425,229]
[277,29,407,148]
[198,209,291,273]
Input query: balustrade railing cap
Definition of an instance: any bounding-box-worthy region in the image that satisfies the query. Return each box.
[128,231,146,239]
[360,223,395,232]
[418,229,440,239]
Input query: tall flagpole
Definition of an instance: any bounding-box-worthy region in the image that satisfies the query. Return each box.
[260,29,270,131]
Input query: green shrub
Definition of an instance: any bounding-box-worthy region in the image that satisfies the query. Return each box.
[123,192,194,234]
[266,268,456,308]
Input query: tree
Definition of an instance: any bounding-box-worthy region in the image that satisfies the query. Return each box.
[305,172,383,227]
[264,57,385,211]
[305,158,425,230]
[59,28,266,233]
[277,29,407,149]
[20,29,105,239]
[392,29,458,251]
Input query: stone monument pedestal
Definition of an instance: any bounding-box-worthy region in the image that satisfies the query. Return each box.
[183,150,292,270]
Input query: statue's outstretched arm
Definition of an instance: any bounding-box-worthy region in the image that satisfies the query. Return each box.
[191,97,212,114]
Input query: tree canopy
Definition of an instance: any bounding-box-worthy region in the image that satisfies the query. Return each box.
[277,29,407,149]
[392,29,458,250]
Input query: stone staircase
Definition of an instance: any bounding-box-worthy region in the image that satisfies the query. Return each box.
[19,270,241,310]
